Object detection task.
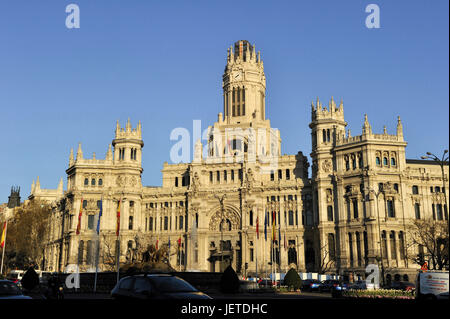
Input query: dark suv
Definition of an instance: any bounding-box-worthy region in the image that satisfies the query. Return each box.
[111,274,212,300]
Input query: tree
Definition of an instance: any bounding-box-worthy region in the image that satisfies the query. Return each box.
[284,267,302,290]
[2,200,51,271]
[220,265,240,293]
[407,218,449,270]
[318,242,335,274]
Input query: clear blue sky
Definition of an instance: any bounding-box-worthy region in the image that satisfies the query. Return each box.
[0,0,448,202]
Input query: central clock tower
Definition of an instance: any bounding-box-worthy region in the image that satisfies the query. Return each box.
[222,40,267,125]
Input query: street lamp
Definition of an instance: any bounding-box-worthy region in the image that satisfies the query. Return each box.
[366,185,386,287]
[214,194,227,271]
[421,150,449,269]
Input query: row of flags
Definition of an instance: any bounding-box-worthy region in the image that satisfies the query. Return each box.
[73,199,287,250]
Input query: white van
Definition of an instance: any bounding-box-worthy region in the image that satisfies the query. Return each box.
[7,270,25,281]
[415,271,449,300]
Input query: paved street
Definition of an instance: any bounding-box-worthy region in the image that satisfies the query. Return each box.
[62,291,332,300]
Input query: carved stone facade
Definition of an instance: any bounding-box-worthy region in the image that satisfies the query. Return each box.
[38,40,448,281]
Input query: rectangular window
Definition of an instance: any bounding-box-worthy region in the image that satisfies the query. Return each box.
[179,216,184,231]
[88,215,94,230]
[278,169,282,180]
[387,200,395,218]
[412,185,419,195]
[149,217,153,231]
[231,170,235,181]
[353,200,358,219]
[210,171,213,183]
[288,211,294,226]
[250,248,254,262]
[129,216,133,230]
[286,169,290,180]
[437,204,443,220]
[217,171,220,182]
[414,203,421,219]
[224,170,227,181]
[327,205,333,222]
[270,171,275,181]
[164,216,168,230]
[432,204,436,220]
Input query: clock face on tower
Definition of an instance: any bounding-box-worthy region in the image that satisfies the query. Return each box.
[233,71,242,80]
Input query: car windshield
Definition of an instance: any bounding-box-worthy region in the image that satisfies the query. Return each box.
[0,282,22,296]
[148,276,198,293]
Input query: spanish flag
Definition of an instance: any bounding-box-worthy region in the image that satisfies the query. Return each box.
[0,221,7,249]
[116,199,121,237]
[76,198,83,235]
[256,216,259,240]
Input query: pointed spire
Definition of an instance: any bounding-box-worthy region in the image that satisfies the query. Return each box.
[31,179,35,194]
[397,116,403,140]
[126,118,131,132]
[348,129,352,138]
[106,144,113,160]
[92,152,96,160]
[339,98,344,112]
[330,96,335,112]
[57,177,63,195]
[383,126,387,134]
[252,44,256,62]
[76,143,83,161]
[363,114,372,136]
[116,119,120,135]
[69,148,74,166]
[35,176,41,191]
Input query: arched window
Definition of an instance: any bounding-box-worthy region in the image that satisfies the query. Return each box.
[327,205,333,222]
[383,157,388,166]
[98,179,103,186]
[376,157,381,166]
[84,178,89,186]
[391,157,396,166]
[91,179,96,186]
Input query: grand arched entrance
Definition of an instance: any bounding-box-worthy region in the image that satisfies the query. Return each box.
[207,205,242,273]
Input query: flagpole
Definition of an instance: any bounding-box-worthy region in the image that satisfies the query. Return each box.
[1,221,8,276]
[116,198,121,284]
[94,198,102,293]
[255,216,258,280]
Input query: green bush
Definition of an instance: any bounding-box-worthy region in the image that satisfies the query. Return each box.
[220,266,240,293]
[283,268,302,290]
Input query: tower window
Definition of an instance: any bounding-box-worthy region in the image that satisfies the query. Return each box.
[98,179,103,186]
[84,178,89,186]
[383,157,388,166]
[412,185,419,194]
[286,169,290,180]
[91,179,96,186]
[376,157,381,166]
[391,157,396,166]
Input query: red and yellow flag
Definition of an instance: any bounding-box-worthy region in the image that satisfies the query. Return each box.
[76,198,83,235]
[256,216,259,240]
[0,222,7,249]
[116,199,121,237]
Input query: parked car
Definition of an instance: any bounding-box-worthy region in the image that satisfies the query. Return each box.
[301,279,322,292]
[0,280,32,300]
[386,281,415,291]
[415,271,449,300]
[331,282,350,298]
[319,280,340,292]
[111,274,212,300]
